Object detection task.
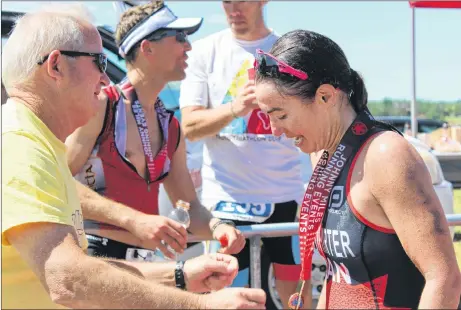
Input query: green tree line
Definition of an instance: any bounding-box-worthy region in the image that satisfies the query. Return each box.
[368,98,461,124]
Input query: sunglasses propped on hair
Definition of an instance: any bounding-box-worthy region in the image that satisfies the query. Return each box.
[254,49,308,81]
[37,50,108,73]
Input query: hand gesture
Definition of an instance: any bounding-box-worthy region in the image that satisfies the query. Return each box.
[183,253,238,293]
[200,287,266,309]
[231,81,259,117]
[213,224,246,255]
[126,214,188,259]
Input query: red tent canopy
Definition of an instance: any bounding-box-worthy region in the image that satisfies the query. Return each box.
[409,1,461,9]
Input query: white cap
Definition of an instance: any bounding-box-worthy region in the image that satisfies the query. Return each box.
[119,5,203,58]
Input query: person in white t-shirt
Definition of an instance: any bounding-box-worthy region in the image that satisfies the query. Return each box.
[179,1,311,307]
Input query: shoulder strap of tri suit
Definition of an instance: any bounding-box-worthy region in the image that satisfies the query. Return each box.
[167,114,181,160]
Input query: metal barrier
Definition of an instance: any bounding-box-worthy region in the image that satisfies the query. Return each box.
[189,213,461,289]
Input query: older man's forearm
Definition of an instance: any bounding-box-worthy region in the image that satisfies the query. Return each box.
[50,253,201,309]
[103,258,177,286]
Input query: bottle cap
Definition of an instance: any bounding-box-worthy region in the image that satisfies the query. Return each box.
[176,200,190,210]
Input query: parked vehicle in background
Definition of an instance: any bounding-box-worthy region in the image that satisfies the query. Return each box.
[376,116,461,188]
[375,115,445,134]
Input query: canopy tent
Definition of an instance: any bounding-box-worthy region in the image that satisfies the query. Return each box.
[410,1,461,9]
[408,1,461,137]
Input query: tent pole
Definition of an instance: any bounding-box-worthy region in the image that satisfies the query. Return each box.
[411,7,418,137]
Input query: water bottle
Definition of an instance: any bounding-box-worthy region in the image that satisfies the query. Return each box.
[166,200,190,260]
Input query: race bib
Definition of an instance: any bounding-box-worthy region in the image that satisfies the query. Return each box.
[211,201,275,223]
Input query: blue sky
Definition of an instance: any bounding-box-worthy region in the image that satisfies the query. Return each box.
[3,1,460,101]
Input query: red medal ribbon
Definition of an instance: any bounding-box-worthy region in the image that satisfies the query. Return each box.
[298,150,330,280]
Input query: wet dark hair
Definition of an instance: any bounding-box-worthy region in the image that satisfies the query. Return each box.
[256,30,367,112]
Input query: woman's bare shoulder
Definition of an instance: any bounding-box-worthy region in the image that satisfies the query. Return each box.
[365,130,418,166]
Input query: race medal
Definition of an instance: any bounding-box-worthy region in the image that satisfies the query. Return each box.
[288,281,305,309]
[288,292,304,309]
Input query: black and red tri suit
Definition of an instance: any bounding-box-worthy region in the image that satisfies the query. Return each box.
[315,125,425,309]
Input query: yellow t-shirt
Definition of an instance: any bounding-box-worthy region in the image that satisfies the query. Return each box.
[2,100,88,309]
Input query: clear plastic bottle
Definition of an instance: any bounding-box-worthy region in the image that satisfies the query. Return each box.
[166,200,190,259]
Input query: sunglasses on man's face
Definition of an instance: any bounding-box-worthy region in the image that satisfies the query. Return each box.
[37,50,108,74]
[254,49,308,81]
[148,30,189,44]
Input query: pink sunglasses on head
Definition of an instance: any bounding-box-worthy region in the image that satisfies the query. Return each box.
[254,49,308,80]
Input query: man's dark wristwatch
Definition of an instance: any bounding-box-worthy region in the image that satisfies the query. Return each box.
[175,261,186,290]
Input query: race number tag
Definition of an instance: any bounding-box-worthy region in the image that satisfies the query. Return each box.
[211,201,275,223]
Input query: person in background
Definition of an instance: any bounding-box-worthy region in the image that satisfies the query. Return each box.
[179,1,311,307]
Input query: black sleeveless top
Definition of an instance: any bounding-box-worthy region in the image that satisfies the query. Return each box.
[315,127,425,309]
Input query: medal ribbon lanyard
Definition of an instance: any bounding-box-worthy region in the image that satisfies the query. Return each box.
[121,81,168,183]
[290,109,378,310]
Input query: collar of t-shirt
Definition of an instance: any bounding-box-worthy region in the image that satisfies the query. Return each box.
[231,29,278,49]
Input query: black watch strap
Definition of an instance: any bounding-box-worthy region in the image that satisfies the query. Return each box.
[175,261,186,290]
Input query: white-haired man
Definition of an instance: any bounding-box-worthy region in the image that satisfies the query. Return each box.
[2,6,266,309]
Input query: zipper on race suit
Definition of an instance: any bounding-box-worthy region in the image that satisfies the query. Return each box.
[147,181,151,192]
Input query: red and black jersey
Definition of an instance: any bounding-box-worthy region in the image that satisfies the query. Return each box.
[75,81,180,231]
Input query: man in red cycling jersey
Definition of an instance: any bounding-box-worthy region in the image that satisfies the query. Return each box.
[66,1,245,262]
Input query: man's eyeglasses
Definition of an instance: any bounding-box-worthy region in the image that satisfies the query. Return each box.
[148,29,189,44]
[254,49,308,81]
[37,51,108,73]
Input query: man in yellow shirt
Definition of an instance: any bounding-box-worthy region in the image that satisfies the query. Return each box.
[1,5,265,309]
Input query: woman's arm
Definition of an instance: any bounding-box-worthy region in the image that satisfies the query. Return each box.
[365,131,461,308]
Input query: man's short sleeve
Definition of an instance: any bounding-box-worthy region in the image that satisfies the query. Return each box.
[179,40,209,109]
[2,132,73,245]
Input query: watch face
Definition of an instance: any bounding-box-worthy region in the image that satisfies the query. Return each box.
[175,261,186,290]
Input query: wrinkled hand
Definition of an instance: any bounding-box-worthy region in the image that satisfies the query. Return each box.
[213,224,246,255]
[126,214,188,259]
[231,81,259,117]
[184,253,238,293]
[200,287,266,309]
